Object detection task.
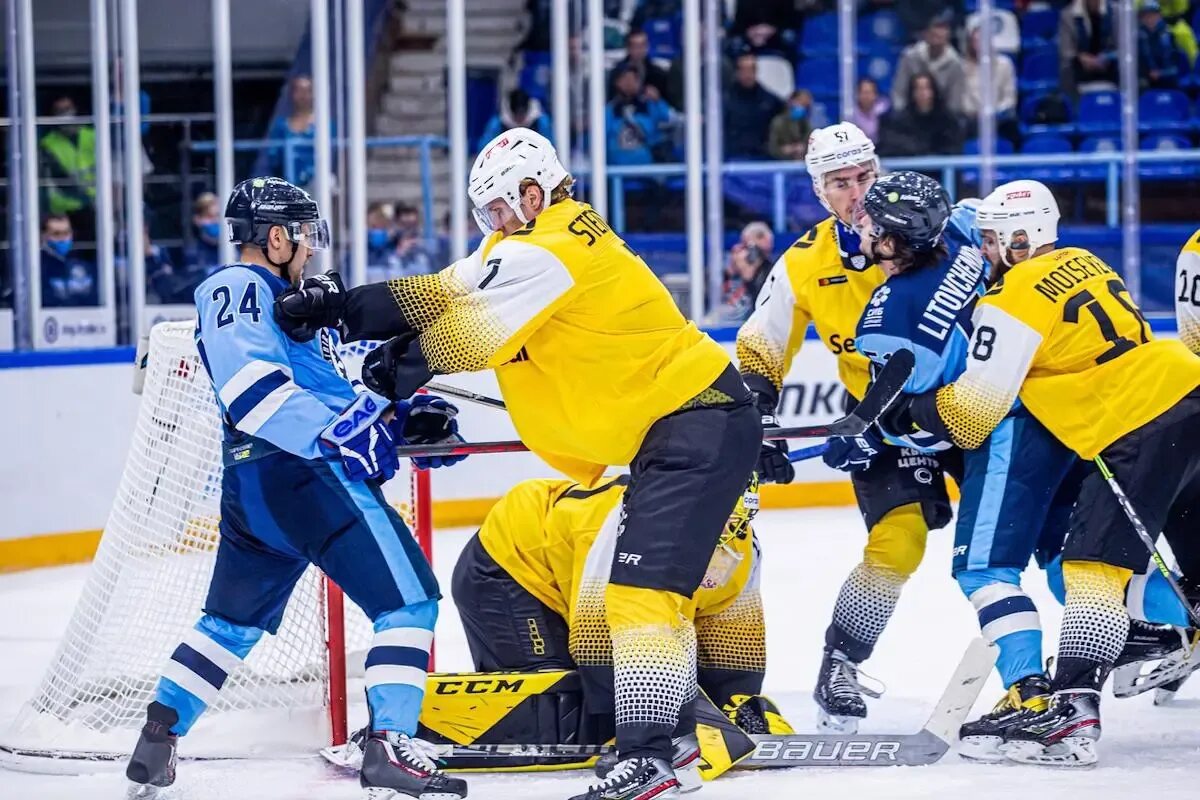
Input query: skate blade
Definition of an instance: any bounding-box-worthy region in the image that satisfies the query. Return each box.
[957,735,1007,763]
[1154,687,1179,706]
[1001,737,1098,768]
[815,710,860,735]
[363,789,465,800]
[1111,654,1198,698]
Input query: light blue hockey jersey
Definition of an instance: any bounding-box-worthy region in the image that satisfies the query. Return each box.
[194,264,357,460]
[855,204,986,449]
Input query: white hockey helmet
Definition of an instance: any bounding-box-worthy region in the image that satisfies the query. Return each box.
[805,122,880,215]
[468,127,570,234]
[975,180,1060,265]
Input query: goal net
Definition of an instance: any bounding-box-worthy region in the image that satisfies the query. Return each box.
[0,321,430,771]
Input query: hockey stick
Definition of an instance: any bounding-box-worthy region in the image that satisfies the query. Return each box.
[395,350,916,460]
[319,637,996,772]
[789,443,830,462]
[425,381,508,410]
[1093,456,1200,630]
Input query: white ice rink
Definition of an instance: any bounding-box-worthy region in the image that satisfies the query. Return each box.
[2,506,1197,800]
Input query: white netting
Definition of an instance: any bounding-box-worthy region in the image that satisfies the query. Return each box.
[0,322,419,768]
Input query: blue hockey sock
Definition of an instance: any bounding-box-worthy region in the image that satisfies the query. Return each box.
[366,599,438,734]
[1127,568,1191,627]
[155,614,263,736]
[958,568,1044,687]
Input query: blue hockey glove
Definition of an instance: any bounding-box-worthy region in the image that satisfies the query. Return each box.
[392,395,468,470]
[822,428,884,473]
[320,390,399,482]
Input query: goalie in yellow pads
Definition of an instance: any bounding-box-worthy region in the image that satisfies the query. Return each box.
[445,473,790,787]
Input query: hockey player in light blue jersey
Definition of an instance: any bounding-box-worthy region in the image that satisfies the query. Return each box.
[846,173,1082,762]
[124,177,469,800]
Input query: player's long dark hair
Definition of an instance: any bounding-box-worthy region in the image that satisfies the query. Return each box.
[881,233,948,275]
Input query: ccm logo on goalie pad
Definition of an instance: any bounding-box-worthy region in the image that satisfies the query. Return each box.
[434,678,526,695]
[752,739,901,762]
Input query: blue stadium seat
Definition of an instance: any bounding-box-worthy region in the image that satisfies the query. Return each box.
[643,16,681,61]
[1140,134,1199,180]
[795,57,841,96]
[858,52,897,96]
[799,13,839,57]
[1139,89,1193,134]
[1019,9,1058,47]
[965,0,1016,10]
[1018,48,1059,93]
[856,10,903,50]
[1019,91,1076,136]
[1019,134,1078,183]
[1076,91,1122,135]
[962,137,1016,184]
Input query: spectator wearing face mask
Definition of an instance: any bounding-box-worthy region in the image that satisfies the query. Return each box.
[367,201,396,279]
[187,192,224,278]
[39,96,97,237]
[40,213,98,307]
[768,89,814,160]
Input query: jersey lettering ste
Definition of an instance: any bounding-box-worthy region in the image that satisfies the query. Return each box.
[936,246,1200,458]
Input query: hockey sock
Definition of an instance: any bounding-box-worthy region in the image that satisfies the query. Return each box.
[155,614,264,736]
[366,598,438,735]
[606,583,697,761]
[1126,568,1191,628]
[957,568,1043,687]
[1054,561,1133,691]
[826,504,926,662]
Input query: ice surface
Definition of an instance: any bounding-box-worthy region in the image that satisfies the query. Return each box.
[2,507,1197,799]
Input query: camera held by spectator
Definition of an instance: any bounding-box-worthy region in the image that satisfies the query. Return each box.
[705,221,775,326]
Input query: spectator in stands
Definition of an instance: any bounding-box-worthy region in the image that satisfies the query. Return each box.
[728,0,798,59]
[705,221,774,326]
[144,222,193,305]
[724,53,785,159]
[186,192,223,278]
[367,202,396,281]
[891,11,965,115]
[478,89,554,152]
[850,77,890,144]
[267,75,325,187]
[896,0,965,43]
[961,18,1019,142]
[768,89,814,160]
[1059,0,1119,97]
[1159,0,1198,67]
[40,214,98,307]
[1138,1,1184,88]
[606,64,676,165]
[609,29,672,103]
[39,96,96,242]
[879,71,964,156]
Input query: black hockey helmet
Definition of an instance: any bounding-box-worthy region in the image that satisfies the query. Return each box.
[861,171,952,253]
[225,176,330,253]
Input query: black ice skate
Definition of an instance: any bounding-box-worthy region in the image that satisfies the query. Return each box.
[958,673,1051,763]
[813,647,882,734]
[125,702,179,799]
[1110,621,1197,699]
[594,734,700,793]
[1001,690,1101,768]
[570,756,680,800]
[359,731,468,800]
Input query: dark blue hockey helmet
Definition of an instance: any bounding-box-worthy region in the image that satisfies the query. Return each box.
[225,176,330,252]
[861,171,952,253]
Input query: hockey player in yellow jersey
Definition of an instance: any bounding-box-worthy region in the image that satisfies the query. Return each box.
[449,474,789,788]
[273,128,761,799]
[885,184,1200,766]
[737,122,956,734]
[1176,228,1200,354]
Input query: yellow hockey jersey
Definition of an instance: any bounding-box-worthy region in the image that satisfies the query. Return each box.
[736,217,885,401]
[387,199,730,484]
[477,476,765,680]
[1176,229,1200,354]
[935,246,1200,458]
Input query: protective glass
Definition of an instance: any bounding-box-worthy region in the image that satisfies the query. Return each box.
[286,219,332,251]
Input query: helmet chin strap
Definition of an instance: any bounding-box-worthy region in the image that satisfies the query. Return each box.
[265,239,299,278]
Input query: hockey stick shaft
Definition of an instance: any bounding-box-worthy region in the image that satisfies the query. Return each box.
[1094,456,1200,630]
[788,442,830,462]
[396,432,841,459]
[425,381,508,410]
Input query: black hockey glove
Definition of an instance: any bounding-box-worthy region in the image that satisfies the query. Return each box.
[273,271,347,342]
[362,332,434,402]
[744,372,795,485]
